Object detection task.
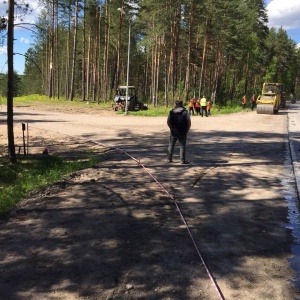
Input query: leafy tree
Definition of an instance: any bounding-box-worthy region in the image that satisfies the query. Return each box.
[20,0,299,107]
[22,47,44,94]
[0,72,22,97]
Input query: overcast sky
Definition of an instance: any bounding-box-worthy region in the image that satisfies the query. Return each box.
[0,0,300,74]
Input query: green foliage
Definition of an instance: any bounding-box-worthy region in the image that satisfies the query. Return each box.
[0,72,22,97]
[264,57,277,82]
[22,47,44,95]
[16,0,300,107]
[0,154,103,214]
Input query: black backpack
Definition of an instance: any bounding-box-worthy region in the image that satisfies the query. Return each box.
[169,109,188,136]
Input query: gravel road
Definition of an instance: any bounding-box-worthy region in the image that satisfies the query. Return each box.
[0,103,299,299]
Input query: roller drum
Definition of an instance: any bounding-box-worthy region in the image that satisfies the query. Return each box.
[256,104,274,114]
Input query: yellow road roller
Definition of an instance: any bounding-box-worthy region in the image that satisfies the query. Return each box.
[256,82,283,114]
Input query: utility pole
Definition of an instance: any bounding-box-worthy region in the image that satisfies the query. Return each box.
[7,0,16,162]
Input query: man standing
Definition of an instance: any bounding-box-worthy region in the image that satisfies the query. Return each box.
[188,97,195,115]
[250,94,256,111]
[195,98,201,115]
[206,99,212,115]
[242,95,247,109]
[167,100,191,164]
[200,95,208,117]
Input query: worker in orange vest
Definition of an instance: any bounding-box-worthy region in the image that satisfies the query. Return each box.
[250,94,256,111]
[206,99,212,116]
[195,98,201,116]
[188,98,195,115]
[242,95,247,109]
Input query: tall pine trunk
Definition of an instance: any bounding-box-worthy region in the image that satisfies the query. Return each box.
[82,0,86,101]
[65,8,71,100]
[48,0,55,99]
[70,0,79,101]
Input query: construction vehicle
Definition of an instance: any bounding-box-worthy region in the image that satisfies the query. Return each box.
[112,86,147,111]
[256,82,284,114]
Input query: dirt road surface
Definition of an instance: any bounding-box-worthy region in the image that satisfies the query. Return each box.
[0,103,300,299]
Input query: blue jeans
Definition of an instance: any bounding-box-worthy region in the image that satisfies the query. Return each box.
[167,134,187,162]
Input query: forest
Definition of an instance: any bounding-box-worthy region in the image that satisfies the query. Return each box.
[2,0,300,106]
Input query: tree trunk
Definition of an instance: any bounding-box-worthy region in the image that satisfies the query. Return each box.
[7,0,16,162]
[185,1,194,102]
[82,0,86,101]
[102,1,110,102]
[199,22,208,98]
[70,0,79,101]
[86,27,91,101]
[163,34,168,107]
[155,35,161,106]
[55,0,60,99]
[65,8,71,100]
[151,24,156,106]
[115,4,124,90]
[48,0,55,99]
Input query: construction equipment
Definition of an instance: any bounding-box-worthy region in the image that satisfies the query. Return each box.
[256,83,283,114]
[112,86,147,111]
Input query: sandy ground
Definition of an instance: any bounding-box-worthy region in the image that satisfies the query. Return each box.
[0,103,300,300]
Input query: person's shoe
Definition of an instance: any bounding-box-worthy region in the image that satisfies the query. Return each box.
[167,159,173,163]
[181,160,190,164]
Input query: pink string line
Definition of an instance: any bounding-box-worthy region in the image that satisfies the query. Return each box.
[95,142,225,300]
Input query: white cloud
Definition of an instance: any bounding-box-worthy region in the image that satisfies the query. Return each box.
[0,0,43,25]
[0,46,6,55]
[20,37,30,44]
[267,0,300,29]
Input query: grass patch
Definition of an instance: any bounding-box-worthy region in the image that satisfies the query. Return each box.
[0,153,103,215]
[0,95,112,109]
[1,94,247,116]
[121,104,245,116]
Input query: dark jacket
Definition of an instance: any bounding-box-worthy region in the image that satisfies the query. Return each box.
[167,107,190,137]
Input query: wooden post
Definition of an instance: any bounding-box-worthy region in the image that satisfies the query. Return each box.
[22,123,26,156]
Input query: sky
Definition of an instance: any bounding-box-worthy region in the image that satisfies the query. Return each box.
[0,0,300,75]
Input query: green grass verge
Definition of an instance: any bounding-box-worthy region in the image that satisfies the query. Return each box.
[1,95,248,116]
[120,104,246,116]
[0,94,112,109]
[0,154,103,215]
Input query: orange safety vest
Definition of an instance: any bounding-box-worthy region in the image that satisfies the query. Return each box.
[242,96,247,104]
[195,100,201,108]
[189,99,195,107]
[207,101,212,109]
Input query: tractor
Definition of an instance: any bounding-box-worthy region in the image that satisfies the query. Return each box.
[112,86,147,111]
[256,83,284,114]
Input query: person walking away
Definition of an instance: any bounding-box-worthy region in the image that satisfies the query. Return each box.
[200,95,208,117]
[167,100,191,164]
[242,95,247,109]
[195,98,201,116]
[250,94,256,111]
[206,99,212,116]
[188,98,195,115]
[290,93,296,104]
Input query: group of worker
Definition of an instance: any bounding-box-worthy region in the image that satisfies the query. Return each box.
[167,94,258,165]
[188,96,212,117]
[242,94,256,110]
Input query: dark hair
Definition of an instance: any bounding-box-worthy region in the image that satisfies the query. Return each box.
[175,100,183,107]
